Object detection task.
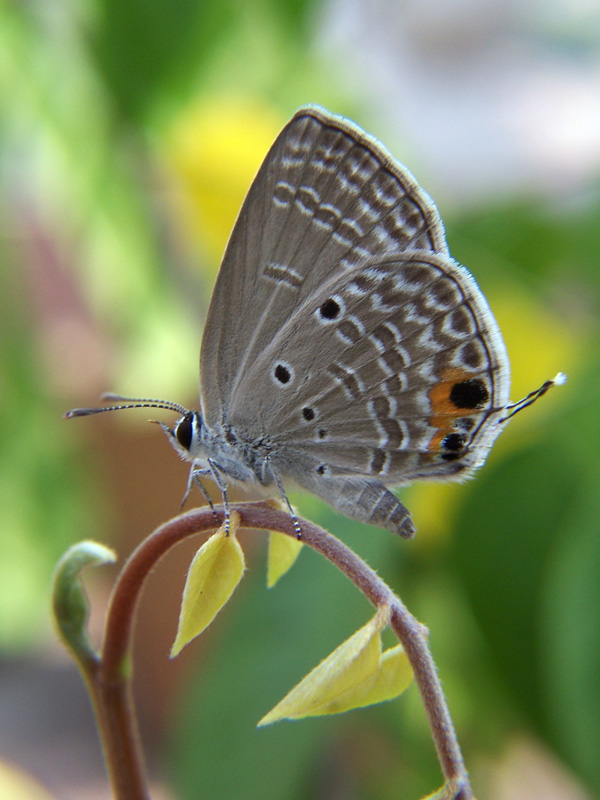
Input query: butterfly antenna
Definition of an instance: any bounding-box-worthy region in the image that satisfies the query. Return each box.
[63,393,189,419]
[501,372,566,423]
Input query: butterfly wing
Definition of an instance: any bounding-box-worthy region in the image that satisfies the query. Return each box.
[200,106,449,429]
[230,250,510,485]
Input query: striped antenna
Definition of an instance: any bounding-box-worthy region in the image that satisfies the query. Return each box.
[63,393,189,419]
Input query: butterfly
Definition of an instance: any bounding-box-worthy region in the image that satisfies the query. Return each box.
[66,107,563,537]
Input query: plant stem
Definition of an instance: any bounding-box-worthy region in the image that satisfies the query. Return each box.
[86,660,149,800]
[94,501,471,799]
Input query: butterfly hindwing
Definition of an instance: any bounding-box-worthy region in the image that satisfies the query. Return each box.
[230,250,509,484]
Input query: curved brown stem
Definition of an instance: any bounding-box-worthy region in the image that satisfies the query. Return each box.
[86,660,149,800]
[96,501,471,799]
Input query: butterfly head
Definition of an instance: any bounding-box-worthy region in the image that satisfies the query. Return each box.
[64,392,205,463]
[154,409,204,463]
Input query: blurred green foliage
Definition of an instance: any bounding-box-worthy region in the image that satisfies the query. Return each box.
[1,1,598,799]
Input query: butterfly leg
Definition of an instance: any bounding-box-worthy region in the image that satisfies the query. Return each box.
[186,462,225,529]
[181,462,209,509]
[269,461,302,539]
[206,458,231,534]
[191,467,219,521]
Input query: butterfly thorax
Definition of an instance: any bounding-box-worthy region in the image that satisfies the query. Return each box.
[165,409,275,488]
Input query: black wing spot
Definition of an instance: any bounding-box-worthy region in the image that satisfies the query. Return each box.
[441,433,466,461]
[318,428,328,439]
[450,378,489,409]
[316,465,327,475]
[302,407,315,421]
[273,363,292,384]
[319,298,341,320]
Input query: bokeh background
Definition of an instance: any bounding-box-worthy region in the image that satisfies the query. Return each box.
[1,1,599,798]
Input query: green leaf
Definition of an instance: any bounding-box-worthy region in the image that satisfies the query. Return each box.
[52,540,117,666]
[171,513,246,657]
[542,472,600,790]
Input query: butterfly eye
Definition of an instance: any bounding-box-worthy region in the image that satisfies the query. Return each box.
[175,413,194,451]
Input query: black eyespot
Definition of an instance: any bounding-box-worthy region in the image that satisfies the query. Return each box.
[274,363,291,384]
[442,433,465,451]
[175,413,194,451]
[319,298,341,320]
[318,428,327,439]
[441,452,461,462]
[449,379,489,409]
[440,433,466,461]
[316,465,326,475]
[302,407,315,421]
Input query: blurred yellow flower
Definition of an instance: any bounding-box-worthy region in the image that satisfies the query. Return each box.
[166,96,285,274]
[0,760,54,800]
[493,287,581,403]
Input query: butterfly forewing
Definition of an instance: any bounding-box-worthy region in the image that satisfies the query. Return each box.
[200,107,450,428]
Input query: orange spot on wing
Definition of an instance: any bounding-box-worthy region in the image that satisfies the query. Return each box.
[427,367,477,452]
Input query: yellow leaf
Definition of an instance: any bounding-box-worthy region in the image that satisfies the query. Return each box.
[171,513,245,657]
[356,644,413,707]
[301,644,413,716]
[420,778,473,800]
[258,606,392,725]
[267,531,303,588]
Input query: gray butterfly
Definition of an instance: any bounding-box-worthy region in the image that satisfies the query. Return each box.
[66,107,561,537]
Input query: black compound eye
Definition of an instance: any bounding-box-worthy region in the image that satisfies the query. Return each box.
[175,413,194,450]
